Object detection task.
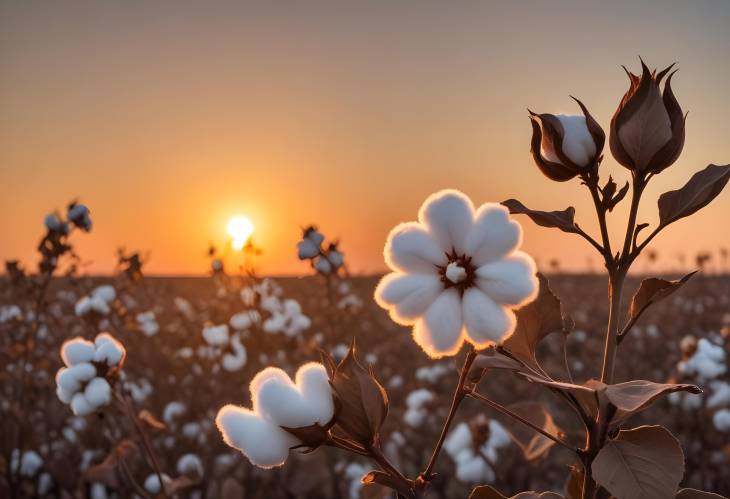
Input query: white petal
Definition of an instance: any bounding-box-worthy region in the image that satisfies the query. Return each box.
[475,252,538,306]
[418,190,474,254]
[374,273,442,325]
[384,222,445,273]
[462,288,515,346]
[413,289,464,358]
[215,405,296,469]
[464,203,522,266]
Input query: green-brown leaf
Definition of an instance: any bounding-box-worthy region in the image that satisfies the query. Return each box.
[658,164,730,227]
[502,199,579,234]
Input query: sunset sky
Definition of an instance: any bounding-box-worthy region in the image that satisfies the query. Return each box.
[1,1,729,276]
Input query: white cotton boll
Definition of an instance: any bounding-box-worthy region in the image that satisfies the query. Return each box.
[444,422,472,459]
[11,449,44,477]
[297,239,320,260]
[487,420,511,450]
[203,324,230,346]
[93,333,125,366]
[44,213,64,232]
[177,453,203,477]
[388,375,404,389]
[344,462,369,499]
[305,229,325,246]
[454,449,495,483]
[163,401,186,426]
[328,250,344,268]
[404,389,433,427]
[313,256,332,274]
[37,472,53,495]
[464,204,521,266]
[544,115,596,167]
[0,304,23,323]
[68,203,92,230]
[216,406,296,468]
[230,311,253,331]
[57,385,74,404]
[263,314,286,334]
[60,338,95,366]
[70,392,95,416]
[418,190,474,254]
[90,483,109,499]
[713,409,730,432]
[707,381,730,409]
[385,223,446,274]
[475,252,538,306]
[75,297,92,316]
[92,285,116,304]
[84,377,111,408]
[222,335,247,372]
[144,473,171,494]
[415,364,450,384]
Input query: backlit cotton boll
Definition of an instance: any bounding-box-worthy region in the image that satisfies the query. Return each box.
[216,362,335,468]
[56,333,125,416]
[313,256,333,275]
[67,202,92,231]
[203,324,230,346]
[528,98,605,182]
[375,189,538,358]
[44,213,68,234]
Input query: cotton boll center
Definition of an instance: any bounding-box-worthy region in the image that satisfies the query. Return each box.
[437,251,476,293]
[445,263,467,283]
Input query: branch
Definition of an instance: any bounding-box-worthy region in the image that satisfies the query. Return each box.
[467,390,579,456]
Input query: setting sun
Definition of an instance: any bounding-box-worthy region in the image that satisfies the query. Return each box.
[227,215,254,250]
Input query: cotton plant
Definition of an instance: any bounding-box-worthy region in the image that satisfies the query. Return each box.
[75,285,117,317]
[296,226,346,277]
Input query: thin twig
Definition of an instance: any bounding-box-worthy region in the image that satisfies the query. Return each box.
[467,390,579,455]
[421,347,477,480]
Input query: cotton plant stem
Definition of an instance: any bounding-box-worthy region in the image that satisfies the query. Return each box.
[421,347,477,480]
[599,271,626,384]
[467,390,579,455]
[365,443,410,484]
[118,390,170,499]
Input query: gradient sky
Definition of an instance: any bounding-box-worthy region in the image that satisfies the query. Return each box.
[1,0,729,276]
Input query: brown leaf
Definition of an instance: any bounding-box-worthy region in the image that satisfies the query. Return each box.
[658,164,730,227]
[607,181,630,212]
[165,475,197,496]
[502,200,579,234]
[675,489,725,498]
[592,425,684,499]
[468,348,526,382]
[503,274,572,371]
[84,439,138,489]
[138,409,166,431]
[503,402,561,461]
[281,422,330,451]
[628,272,697,323]
[518,374,601,421]
[604,380,701,425]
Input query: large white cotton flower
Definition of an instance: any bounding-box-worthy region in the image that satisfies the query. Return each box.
[56,333,126,416]
[375,189,538,358]
[216,363,335,468]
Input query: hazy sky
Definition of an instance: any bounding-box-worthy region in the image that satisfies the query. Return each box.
[2,0,729,275]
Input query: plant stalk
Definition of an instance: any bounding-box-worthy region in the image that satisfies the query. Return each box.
[599,271,626,384]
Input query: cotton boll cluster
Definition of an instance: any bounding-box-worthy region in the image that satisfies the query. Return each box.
[125,377,154,403]
[56,333,126,416]
[403,389,434,428]
[415,363,451,384]
[75,285,117,317]
[375,189,538,358]
[67,202,93,231]
[229,310,261,331]
[136,311,160,336]
[216,363,335,468]
[444,415,511,483]
[262,298,311,337]
[678,338,726,381]
[10,449,44,477]
[296,226,346,276]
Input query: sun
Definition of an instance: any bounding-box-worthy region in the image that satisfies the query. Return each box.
[227,216,254,250]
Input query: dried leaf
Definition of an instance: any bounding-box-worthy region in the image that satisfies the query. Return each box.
[607,181,630,211]
[592,425,684,499]
[84,439,138,489]
[604,380,701,425]
[138,409,166,431]
[628,272,697,323]
[503,402,561,461]
[165,475,197,496]
[675,489,725,498]
[503,274,572,371]
[469,487,564,499]
[658,164,730,227]
[468,348,526,382]
[502,199,579,234]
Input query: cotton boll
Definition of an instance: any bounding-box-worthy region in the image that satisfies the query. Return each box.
[415,364,450,384]
[707,381,730,409]
[216,406,296,468]
[328,250,344,268]
[304,229,325,247]
[144,473,171,494]
[176,453,204,477]
[713,409,730,432]
[549,115,597,167]
[60,338,95,366]
[68,203,92,231]
[454,448,495,483]
[313,256,332,275]
[374,273,442,325]
[203,324,230,346]
[11,449,44,477]
[230,311,253,331]
[403,389,434,428]
[70,392,96,416]
[297,239,320,260]
[163,401,186,426]
[93,333,125,366]
[84,377,111,408]
[444,422,472,459]
[91,285,116,304]
[90,483,109,499]
[75,297,93,317]
[222,335,247,372]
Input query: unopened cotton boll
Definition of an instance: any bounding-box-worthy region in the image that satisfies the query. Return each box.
[216,362,335,468]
